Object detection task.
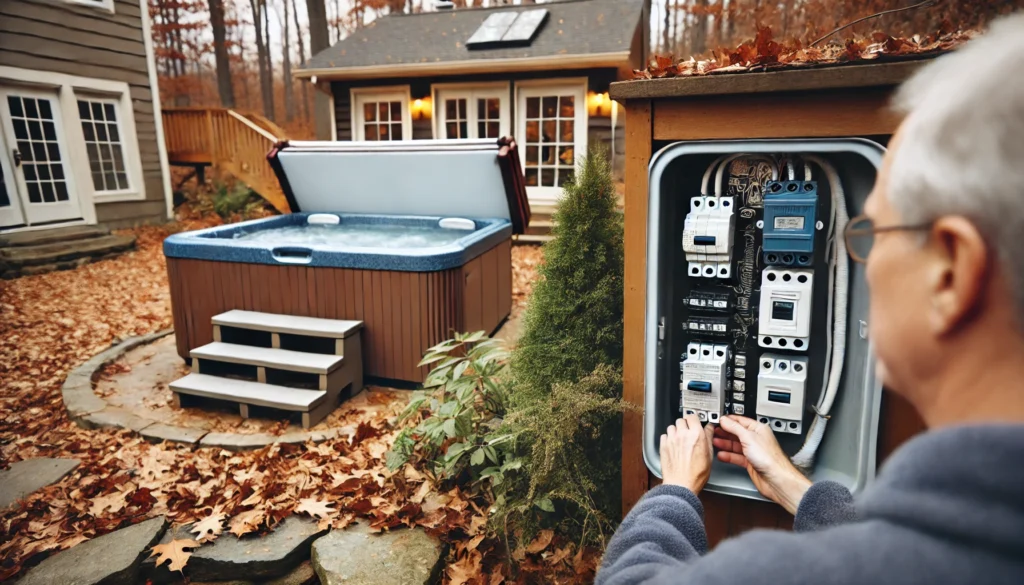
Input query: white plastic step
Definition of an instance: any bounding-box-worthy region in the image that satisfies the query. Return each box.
[170,373,326,411]
[190,342,344,374]
[212,310,362,339]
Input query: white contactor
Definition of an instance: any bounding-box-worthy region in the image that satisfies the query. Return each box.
[757,267,813,351]
[682,196,735,279]
[756,353,807,434]
[680,342,729,423]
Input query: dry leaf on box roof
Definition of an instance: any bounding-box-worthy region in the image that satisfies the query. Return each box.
[148,538,200,573]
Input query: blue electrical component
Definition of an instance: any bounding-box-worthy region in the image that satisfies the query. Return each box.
[762,181,818,267]
[687,381,712,393]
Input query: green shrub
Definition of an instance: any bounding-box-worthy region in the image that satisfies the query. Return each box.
[496,149,628,544]
[212,183,262,219]
[386,332,521,488]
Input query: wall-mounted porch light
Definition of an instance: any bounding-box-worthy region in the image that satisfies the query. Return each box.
[412,97,432,121]
[588,91,611,117]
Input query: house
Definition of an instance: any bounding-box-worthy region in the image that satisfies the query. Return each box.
[0,0,172,274]
[296,0,649,207]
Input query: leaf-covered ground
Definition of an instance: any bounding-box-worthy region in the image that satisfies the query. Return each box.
[0,227,593,583]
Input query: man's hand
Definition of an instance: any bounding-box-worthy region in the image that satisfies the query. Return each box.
[660,414,715,494]
[714,415,812,514]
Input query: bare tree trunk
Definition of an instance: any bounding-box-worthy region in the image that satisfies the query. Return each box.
[263,0,275,120]
[249,0,274,120]
[662,0,671,53]
[210,0,236,108]
[282,0,295,122]
[291,0,309,123]
[306,0,333,139]
[692,0,708,55]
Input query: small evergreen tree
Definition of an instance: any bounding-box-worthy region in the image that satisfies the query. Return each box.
[496,150,628,544]
[510,150,624,407]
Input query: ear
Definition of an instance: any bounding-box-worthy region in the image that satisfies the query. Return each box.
[927,216,990,335]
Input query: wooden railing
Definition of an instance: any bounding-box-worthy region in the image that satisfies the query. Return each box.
[163,108,290,213]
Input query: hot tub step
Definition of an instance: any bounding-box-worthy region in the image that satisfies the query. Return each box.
[170,373,334,428]
[212,310,362,339]
[190,342,344,374]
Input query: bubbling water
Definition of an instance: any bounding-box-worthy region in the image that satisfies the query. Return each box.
[232,223,469,249]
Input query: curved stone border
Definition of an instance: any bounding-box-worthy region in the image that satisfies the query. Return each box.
[62,330,353,450]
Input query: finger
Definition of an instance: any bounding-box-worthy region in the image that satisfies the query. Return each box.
[676,417,688,431]
[703,422,716,444]
[683,414,701,431]
[719,415,756,440]
[717,451,749,467]
[667,424,677,439]
[713,427,740,442]
[712,437,743,453]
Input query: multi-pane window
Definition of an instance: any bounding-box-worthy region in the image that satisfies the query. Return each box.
[7,95,71,204]
[522,95,576,188]
[477,98,501,139]
[361,101,404,141]
[444,99,468,139]
[78,99,130,192]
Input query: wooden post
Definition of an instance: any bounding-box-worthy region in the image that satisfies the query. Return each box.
[622,100,653,516]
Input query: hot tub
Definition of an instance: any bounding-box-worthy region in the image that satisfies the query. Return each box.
[164,138,531,383]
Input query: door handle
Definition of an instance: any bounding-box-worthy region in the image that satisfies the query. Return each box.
[12,149,21,167]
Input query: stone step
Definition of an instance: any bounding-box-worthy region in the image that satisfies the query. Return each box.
[524,218,554,236]
[0,233,135,269]
[213,310,362,339]
[190,341,345,375]
[0,225,108,248]
[170,373,326,412]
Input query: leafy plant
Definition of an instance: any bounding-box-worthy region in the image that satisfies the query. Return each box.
[386,331,521,488]
[211,182,263,219]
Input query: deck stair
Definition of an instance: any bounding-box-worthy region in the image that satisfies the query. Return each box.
[170,310,363,428]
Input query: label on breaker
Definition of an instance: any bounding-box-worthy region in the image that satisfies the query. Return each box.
[685,316,729,335]
[683,290,732,312]
[774,216,805,230]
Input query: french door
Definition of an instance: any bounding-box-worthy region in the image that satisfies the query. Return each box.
[0,88,81,229]
[516,82,587,204]
[435,86,510,140]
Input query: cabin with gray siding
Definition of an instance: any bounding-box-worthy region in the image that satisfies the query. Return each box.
[0,0,171,234]
[298,0,649,208]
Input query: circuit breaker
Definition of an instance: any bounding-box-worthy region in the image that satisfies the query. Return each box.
[644,139,886,500]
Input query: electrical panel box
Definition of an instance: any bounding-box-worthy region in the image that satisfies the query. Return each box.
[763,181,818,266]
[756,353,808,434]
[643,139,886,501]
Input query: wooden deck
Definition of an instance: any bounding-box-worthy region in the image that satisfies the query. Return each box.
[162,108,290,213]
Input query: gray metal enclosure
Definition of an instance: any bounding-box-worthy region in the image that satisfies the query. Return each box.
[645,138,885,500]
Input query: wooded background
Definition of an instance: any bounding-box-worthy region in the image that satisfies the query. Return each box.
[150,0,1020,139]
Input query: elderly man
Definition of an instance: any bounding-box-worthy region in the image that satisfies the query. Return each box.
[597,14,1024,585]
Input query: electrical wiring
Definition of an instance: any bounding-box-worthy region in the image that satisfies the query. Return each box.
[791,156,850,470]
[701,154,734,195]
[713,154,779,196]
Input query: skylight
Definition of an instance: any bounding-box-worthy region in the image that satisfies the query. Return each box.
[466,8,549,49]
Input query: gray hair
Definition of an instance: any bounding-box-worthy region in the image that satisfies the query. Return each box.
[889,13,1024,315]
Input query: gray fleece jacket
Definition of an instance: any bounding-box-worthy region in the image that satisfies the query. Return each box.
[597,424,1024,585]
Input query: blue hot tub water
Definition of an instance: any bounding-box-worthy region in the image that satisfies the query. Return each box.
[163,213,512,272]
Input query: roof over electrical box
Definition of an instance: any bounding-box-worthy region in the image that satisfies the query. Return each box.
[297,0,645,81]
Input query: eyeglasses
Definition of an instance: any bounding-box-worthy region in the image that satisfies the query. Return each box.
[843,214,933,263]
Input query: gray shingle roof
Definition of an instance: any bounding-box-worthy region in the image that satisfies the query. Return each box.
[302,0,645,73]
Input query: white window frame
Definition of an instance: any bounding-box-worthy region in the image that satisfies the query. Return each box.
[0,67,151,225]
[76,94,138,198]
[63,0,116,13]
[349,86,412,142]
[514,78,588,203]
[431,81,511,140]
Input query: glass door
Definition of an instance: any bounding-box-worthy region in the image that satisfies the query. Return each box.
[436,87,510,140]
[0,88,81,227]
[0,130,23,228]
[516,82,587,204]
